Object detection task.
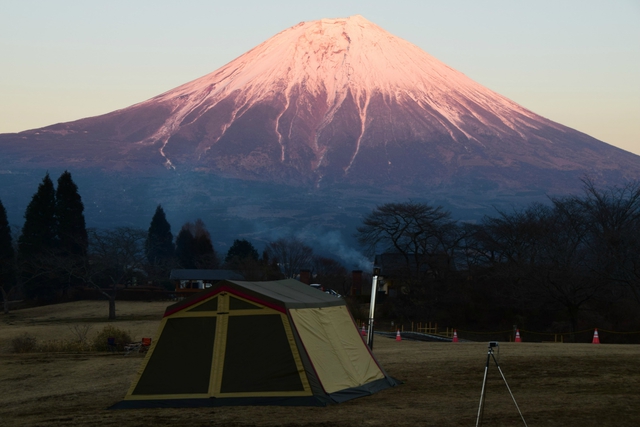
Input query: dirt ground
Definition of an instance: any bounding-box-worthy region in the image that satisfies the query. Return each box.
[1,301,639,427]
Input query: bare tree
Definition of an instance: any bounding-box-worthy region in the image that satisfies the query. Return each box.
[59,227,147,320]
[312,255,349,295]
[468,200,607,336]
[356,201,466,320]
[542,198,603,334]
[265,237,313,279]
[357,201,463,282]
[572,179,640,303]
[462,206,549,318]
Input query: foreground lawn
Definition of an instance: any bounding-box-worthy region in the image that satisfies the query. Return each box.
[1,301,639,426]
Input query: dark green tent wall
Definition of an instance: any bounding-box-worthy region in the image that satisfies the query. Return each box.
[111,279,398,408]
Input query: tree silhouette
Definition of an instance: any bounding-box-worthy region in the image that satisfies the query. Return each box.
[265,237,313,278]
[19,173,57,257]
[175,226,196,269]
[357,201,462,283]
[572,179,640,304]
[55,171,87,256]
[312,255,348,295]
[175,219,219,269]
[145,205,174,268]
[225,239,259,267]
[223,239,261,279]
[59,227,147,320]
[192,219,218,269]
[0,199,15,313]
[18,173,58,300]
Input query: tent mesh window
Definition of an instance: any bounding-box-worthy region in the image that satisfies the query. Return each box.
[132,317,217,395]
[220,314,304,393]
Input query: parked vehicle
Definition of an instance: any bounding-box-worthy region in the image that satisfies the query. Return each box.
[310,284,341,298]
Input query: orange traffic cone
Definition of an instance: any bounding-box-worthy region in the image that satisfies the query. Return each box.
[395,330,402,341]
[361,323,367,336]
[452,330,458,343]
[592,328,600,344]
[515,329,522,342]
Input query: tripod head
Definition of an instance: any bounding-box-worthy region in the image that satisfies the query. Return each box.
[487,341,500,362]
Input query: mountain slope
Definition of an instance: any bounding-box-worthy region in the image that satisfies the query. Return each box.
[1,15,639,193]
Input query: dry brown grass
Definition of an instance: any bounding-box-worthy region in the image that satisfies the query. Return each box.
[0,301,166,353]
[1,301,640,426]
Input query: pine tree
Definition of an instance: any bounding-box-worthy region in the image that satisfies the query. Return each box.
[0,199,13,264]
[0,199,16,313]
[192,219,219,269]
[223,239,260,279]
[19,173,57,257]
[175,225,196,269]
[225,239,258,267]
[55,171,87,256]
[174,220,219,269]
[145,205,175,266]
[18,173,58,300]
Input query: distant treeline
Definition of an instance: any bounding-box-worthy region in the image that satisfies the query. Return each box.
[355,178,640,342]
[2,173,639,342]
[0,171,351,319]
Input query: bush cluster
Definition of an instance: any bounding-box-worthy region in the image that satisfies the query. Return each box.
[11,333,37,353]
[92,325,132,352]
[10,325,133,353]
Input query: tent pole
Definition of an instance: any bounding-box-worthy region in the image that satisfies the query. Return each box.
[367,268,380,349]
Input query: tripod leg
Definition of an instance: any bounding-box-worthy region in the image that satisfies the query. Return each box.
[491,353,528,427]
[475,350,492,427]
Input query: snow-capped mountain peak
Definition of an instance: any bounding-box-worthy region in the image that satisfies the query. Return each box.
[11,15,640,191]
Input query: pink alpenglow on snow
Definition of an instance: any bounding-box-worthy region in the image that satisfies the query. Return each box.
[140,15,547,169]
[6,15,640,191]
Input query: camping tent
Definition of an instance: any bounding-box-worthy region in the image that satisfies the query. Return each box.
[112,279,398,408]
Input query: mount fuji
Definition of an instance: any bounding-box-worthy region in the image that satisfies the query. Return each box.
[1,15,639,246]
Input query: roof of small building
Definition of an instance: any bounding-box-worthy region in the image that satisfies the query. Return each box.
[169,269,245,281]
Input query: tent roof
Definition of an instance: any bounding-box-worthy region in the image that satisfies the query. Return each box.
[165,279,345,316]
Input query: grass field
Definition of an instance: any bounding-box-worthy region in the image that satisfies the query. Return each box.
[1,301,639,426]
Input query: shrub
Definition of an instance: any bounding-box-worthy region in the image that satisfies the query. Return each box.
[68,324,93,345]
[93,325,132,351]
[11,333,37,353]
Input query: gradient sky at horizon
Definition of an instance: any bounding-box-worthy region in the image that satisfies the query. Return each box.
[2,0,639,155]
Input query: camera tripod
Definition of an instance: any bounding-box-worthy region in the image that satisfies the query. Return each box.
[476,342,528,427]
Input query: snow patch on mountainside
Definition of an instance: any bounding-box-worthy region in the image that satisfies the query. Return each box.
[348,91,370,172]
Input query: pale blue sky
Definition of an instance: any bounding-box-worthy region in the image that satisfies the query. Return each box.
[1,0,639,155]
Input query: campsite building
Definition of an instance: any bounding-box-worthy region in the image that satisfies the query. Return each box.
[169,269,244,297]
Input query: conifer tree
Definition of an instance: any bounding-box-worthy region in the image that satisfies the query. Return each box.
[18,173,58,300]
[175,225,196,269]
[0,199,15,313]
[192,219,219,269]
[19,173,57,257]
[55,171,88,256]
[223,239,261,279]
[225,239,259,267]
[174,220,219,269]
[145,205,175,266]
[0,199,13,264]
